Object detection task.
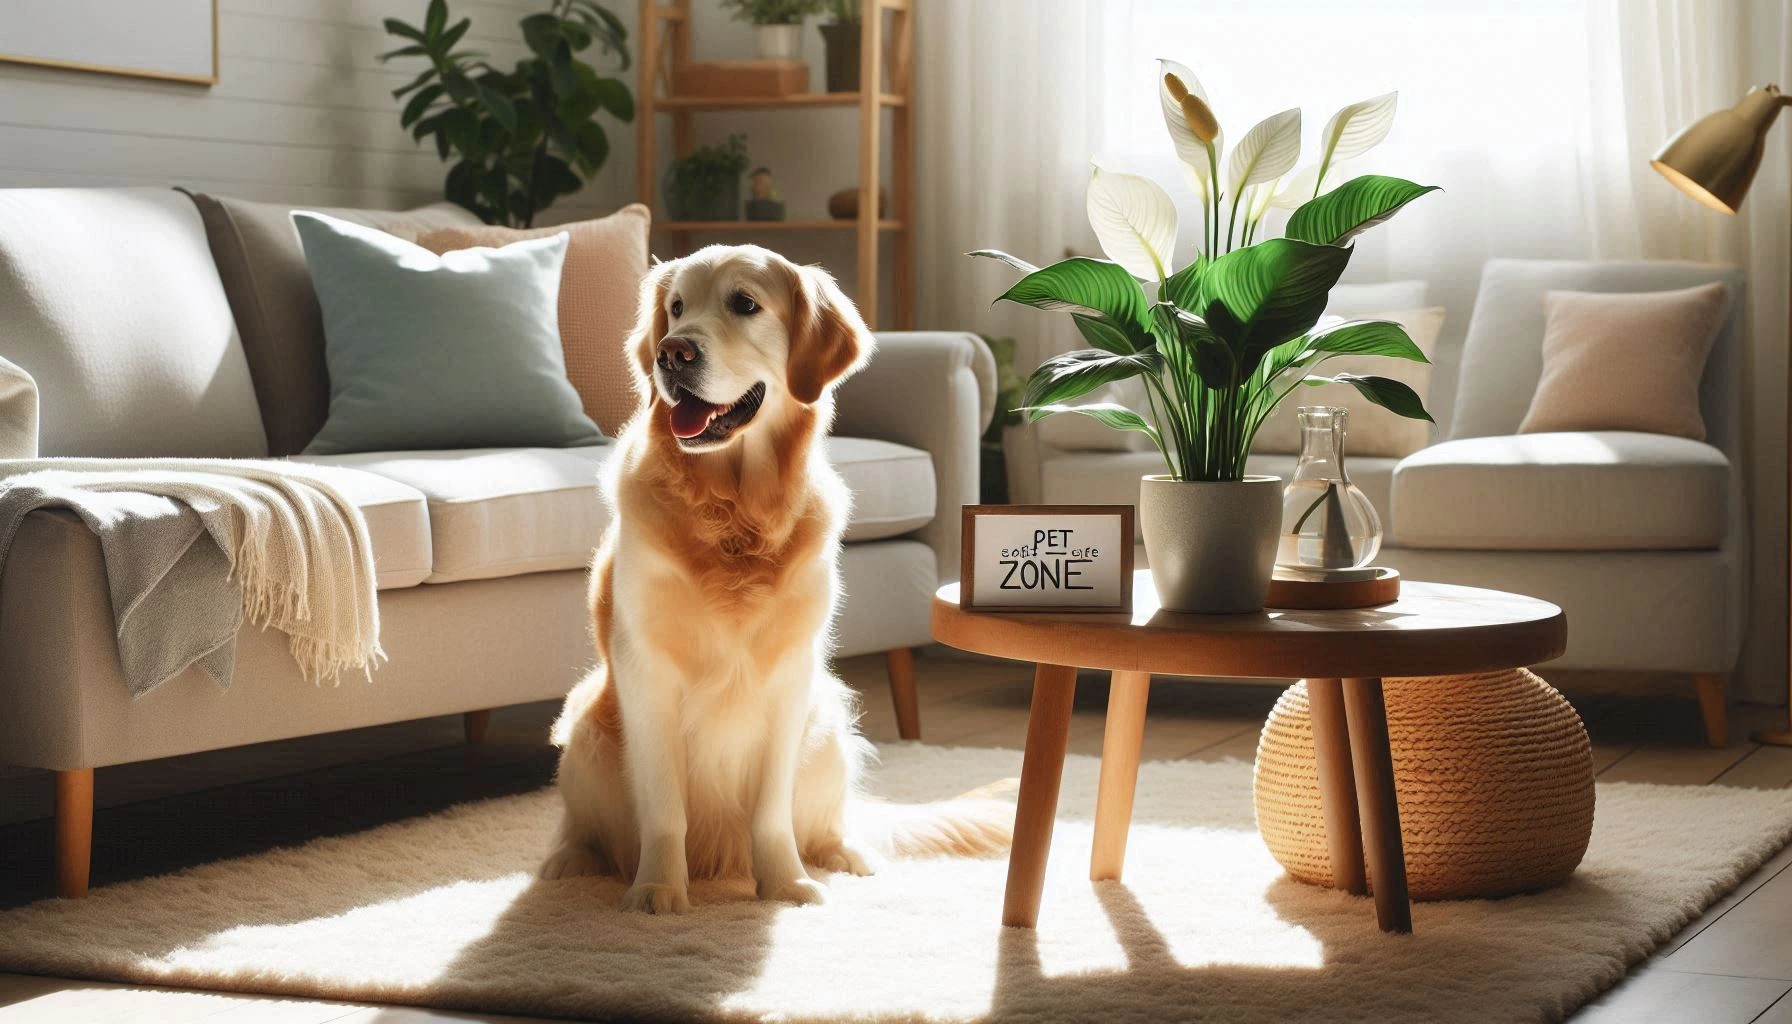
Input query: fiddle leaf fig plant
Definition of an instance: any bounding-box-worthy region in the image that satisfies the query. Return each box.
[972,60,1440,482]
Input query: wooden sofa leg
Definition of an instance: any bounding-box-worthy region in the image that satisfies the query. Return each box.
[54,768,93,899]
[887,647,922,740]
[1694,673,1727,749]
[464,709,491,745]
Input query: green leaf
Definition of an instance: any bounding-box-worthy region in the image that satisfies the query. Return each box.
[1305,319,1428,362]
[424,0,448,39]
[998,257,1149,331]
[1161,253,1205,308]
[440,106,481,159]
[1317,373,1433,421]
[441,18,472,52]
[473,83,517,134]
[401,83,444,127]
[445,159,481,211]
[1195,237,1353,372]
[572,120,609,174]
[392,67,435,99]
[383,18,425,43]
[521,13,560,57]
[967,249,1039,274]
[1150,302,1234,390]
[1285,175,1439,246]
[1020,349,1159,411]
[1019,402,1159,443]
[379,44,429,60]
[590,76,634,121]
[1072,313,1149,355]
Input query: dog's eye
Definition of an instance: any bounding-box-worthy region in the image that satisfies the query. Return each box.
[728,292,759,316]
[669,298,684,318]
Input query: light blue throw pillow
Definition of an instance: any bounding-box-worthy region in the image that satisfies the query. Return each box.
[293,211,605,455]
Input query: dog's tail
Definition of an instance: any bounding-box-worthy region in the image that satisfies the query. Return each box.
[848,795,1013,859]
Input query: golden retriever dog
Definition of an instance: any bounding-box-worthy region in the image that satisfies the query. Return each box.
[542,244,1009,912]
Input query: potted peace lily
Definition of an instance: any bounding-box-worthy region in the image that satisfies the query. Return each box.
[974,61,1439,613]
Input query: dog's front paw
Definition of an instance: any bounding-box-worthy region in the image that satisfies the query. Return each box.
[539,842,603,880]
[812,841,878,877]
[758,875,828,906]
[622,882,691,914]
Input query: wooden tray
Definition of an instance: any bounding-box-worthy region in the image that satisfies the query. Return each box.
[672,60,809,98]
[1266,568,1401,610]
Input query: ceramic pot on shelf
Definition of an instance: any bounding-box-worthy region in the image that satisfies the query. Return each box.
[753,24,803,60]
[1139,474,1283,614]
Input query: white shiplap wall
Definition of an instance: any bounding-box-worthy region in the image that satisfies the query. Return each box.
[0,0,635,213]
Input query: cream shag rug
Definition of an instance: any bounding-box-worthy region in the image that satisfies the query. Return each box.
[2,745,1791,1024]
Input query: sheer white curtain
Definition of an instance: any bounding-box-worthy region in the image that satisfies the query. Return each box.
[1583,0,1792,702]
[911,0,1129,371]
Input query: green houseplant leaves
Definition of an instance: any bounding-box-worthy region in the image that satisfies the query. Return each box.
[969,65,1439,482]
[385,0,633,227]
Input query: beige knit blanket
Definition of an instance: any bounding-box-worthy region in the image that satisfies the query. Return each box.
[0,458,383,697]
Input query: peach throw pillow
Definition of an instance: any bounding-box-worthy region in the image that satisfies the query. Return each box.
[1518,282,1730,441]
[419,204,650,436]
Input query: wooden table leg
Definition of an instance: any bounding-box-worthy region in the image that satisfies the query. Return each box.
[1091,669,1151,882]
[1343,676,1411,933]
[1003,662,1079,929]
[1306,678,1366,895]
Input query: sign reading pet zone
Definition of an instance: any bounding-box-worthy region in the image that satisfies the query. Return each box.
[961,505,1135,612]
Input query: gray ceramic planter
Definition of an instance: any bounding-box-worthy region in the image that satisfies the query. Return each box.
[1139,475,1283,613]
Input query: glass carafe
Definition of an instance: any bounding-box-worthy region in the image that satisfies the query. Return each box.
[1276,406,1382,575]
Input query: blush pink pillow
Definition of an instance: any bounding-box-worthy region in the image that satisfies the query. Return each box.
[1517,282,1730,441]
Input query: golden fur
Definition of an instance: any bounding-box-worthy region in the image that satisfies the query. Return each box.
[543,245,1008,913]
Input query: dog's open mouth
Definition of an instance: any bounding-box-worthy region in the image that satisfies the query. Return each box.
[668,382,766,445]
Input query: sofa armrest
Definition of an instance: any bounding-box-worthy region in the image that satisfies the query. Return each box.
[0,355,38,459]
[832,331,995,582]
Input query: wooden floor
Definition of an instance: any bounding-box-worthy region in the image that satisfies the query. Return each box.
[2,650,1791,1022]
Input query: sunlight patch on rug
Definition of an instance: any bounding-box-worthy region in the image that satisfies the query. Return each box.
[1,744,1789,1023]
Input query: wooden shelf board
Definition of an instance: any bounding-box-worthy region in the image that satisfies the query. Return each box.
[654,92,906,111]
[658,219,904,232]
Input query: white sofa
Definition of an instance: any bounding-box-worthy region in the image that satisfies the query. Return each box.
[0,187,994,896]
[1007,260,1747,746]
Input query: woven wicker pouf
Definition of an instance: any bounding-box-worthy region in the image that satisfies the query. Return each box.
[1254,668,1595,900]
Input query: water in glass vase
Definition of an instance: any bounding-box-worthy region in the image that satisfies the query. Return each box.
[1276,406,1383,579]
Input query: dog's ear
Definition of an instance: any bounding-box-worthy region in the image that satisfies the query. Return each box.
[629,261,675,389]
[781,262,874,405]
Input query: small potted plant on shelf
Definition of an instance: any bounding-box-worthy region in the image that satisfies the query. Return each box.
[721,0,826,61]
[973,61,1438,613]
[818,0,860,93]
[664,134,750,221]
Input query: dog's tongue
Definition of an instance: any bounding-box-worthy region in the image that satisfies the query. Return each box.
[670,395,724,438]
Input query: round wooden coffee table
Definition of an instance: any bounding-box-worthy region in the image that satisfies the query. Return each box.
[931,571,1566,934]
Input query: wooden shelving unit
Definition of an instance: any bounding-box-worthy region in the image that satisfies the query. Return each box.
[636,0,914,329]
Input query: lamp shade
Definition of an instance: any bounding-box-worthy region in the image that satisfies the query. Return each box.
[1652,85,1790,214]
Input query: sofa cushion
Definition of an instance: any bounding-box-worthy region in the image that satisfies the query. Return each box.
[183,190,482,456]
[272,462,432,590]
[418,206,651,437]
[294,214,603,456]
[827,437,936,542]
[292,447,609,584]
[297,437,935,583]
[1390,432,1728,551]
[1041,450,1396,530]
[0,187,268,458]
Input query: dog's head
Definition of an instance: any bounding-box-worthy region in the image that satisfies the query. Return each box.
[629,245,874,452]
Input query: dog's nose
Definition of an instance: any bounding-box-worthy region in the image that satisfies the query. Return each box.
[657,336,701,373]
